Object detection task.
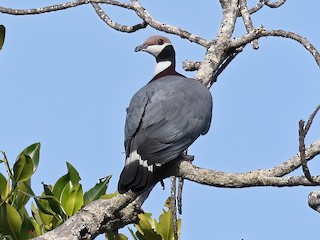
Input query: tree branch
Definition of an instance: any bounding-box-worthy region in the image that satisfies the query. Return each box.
[195,0,239,87]
[0,0,134,15]
[91,3,147,33]
[130,0,209,47]
[232,28,320,67]
[265,0,287,8]
[308,191,320,213]
[238,0,259,49]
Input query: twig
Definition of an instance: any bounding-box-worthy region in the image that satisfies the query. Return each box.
[247,0,287,14]
[91,3,147,33]
[182,61,201,71]
[299,120,312,181]
[265,0,287,8]
[248,0,267,14]
[308,191,320,213]
[0,0,134,15]
[305,105,320,134]
[298,105,320,182]
[170,177,178,240]
[177,177,184,215]
[238,0,259,49]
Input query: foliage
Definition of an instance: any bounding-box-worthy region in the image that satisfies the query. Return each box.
[132,197,181,240]
[106,197,181,240]
[0,143,181,240]
[0,143,111,239]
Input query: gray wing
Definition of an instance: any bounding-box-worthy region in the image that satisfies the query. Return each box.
[125,76,212,165]
[124,86,149,156]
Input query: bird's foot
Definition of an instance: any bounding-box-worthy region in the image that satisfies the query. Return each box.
[180,153,194,162]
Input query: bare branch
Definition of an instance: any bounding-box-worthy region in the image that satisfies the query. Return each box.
[195,0,239,86]
[298,105,320,181]
[130,0,209,47]
[305,105,320,134]
[0,0,134,15]
[308,191,320,213]
[174,161,320,188]
[91,3,147,33]
[248,0,266,14]
[299,120,312,181]
[182,61,201,71]
[238,0,259,49]
[232,28,320,67]
[266,0,287,8]
[33,192,140,240]
[252,139,320,177]
[170,177,178,240]
[159,139,320,187]
[177,177,184,215]
[247,0,287,14]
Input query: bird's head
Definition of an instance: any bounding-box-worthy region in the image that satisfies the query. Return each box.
[134,35,173,58]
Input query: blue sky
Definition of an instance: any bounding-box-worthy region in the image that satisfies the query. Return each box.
[1,0,320,239]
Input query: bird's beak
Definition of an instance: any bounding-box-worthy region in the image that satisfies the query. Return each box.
[134,44,147,52]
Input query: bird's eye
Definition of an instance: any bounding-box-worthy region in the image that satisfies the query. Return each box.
[158,39,164,45]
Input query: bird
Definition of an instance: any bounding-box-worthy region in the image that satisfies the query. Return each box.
[118,35,212,194]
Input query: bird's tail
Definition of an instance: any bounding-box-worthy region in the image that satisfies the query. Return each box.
[118,151,154,194]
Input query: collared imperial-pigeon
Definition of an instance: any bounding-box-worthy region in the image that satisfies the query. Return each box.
[118,35,212,194]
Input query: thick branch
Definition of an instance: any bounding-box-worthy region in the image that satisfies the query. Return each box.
[195,0,239,87]
[161,140,320,188]
[171,161,320,188]
[33,192,140,240]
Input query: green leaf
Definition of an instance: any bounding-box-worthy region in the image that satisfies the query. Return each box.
[84,176,111,204]
[66,162,81,186]
[18,142,40,173]
[15,180,31,210]
[52,174,69,201]
[13,154,34,183]
[0,202,22,240]
[128,227,138,240]
[135,213,162,240]
[31,202,43,230]
[0,25,5,50]
[29,215,42,237]
[61,183,83,216]
[38,198,55,230]
[42,183,66,219]
[20,216,36,239]
[156,209,172,240]
[0,173,7,199]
